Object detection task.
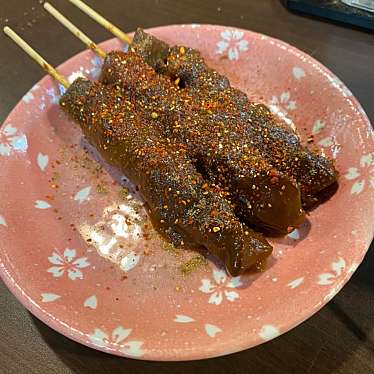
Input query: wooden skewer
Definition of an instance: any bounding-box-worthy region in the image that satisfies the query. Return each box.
[68,0,132,45]
[3,26,70,88]
[44,2,106,59]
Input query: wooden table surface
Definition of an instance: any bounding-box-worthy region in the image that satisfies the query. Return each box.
[0,1,373,373]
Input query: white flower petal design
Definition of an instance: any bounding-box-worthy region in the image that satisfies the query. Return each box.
[199,269,242,305]
[89,327,144,357]
[213,269,226,284]
[35,200,51,209]
[74,186,91,204]
[345,167,360,180]
[232,30,243,40]
[228,48,239,60]
[317,257,348,287]
[344,153,374,195]
[351,180,365,195]
[227,276,242,288]
[22,92,34,103]
[317,273,335,285]
[216,29,248,60]
[48,252,64,265]
[41,293,61,302]
[174,315,195,323]
[120,251,140,272]
[280,92,290,104]
[270,96,279,105]
[47,248,90,280]
[360,153,373,168]
[3,124,17,136]
[47,266,65,278]
[259,325,280,341]
[318,137,334,147]
[312,120,325,135]
[84,295,98,309]
[286,101,297,110]
[120,341,144,357]
[209,291,223,305]
[0,215,7,227]
[199,279,216,294]
[292,66,305,80]
[221,30,232,41]
[204,323,222,338]
[287,229,300,240]
[72,257,90,268]
[0,124,28,157]
[68,268,83,280]
[64,248,76,262]
[236,39,248,51]
[37,153,49,171]
[287,277,304,289]
[10,135,28,152]
[89,328,109,347]
[268,91,297,128]
[331,257,346,276]
[0,143,11,156]
[224,290,239,302]
[216,40,229,54]
[112,326,132,344]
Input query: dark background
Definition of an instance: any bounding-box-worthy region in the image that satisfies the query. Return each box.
[0,1,373,373]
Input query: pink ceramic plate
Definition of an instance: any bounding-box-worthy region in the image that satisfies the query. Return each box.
[1,25,373,361]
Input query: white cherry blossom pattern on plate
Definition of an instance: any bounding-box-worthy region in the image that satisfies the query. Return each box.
[174,315,195,323]
[174,314,223,338]
[310,120,341,159]
[34,200,52,209]
[74,186,92,204]
[0,215,7,227]
[287,277,304,289]
[216,29,249,60]
[317,257,346,286]
[199,268,242,305]
[320,260,361,302]
[268,92,297,131]
[47,248,90,280]
[312,119,326,135]
[89,56,102,79]
[344,153,374,195]
[292,66,305,80]
[0,124,28,157]
[89,326,144,357]
[258,325,280,341]
[84,295,98,309]
[41,293,61,303]
[287,229,300,240]
[37,152,49,171]
[22,91,34,103]
[46,85,66,104]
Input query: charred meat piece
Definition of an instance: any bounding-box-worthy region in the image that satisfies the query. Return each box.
[130,29,339,209]
[60,77,272,275]
[101,51,305,235]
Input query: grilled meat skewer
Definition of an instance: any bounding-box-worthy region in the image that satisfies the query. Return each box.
[60,77,272,275]
[100,51,305,235]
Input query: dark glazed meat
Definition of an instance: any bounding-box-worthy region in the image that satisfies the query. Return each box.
[130,29,339,210]
[60,78,272,275]
[101,51,305,235]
